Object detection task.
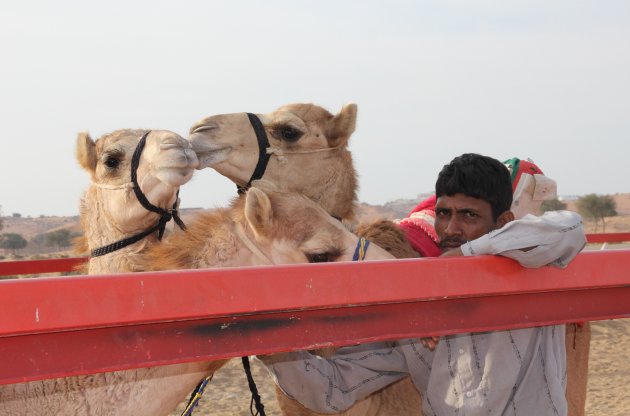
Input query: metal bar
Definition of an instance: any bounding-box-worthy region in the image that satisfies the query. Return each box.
[1,250,629,385]
[1,251,629,337]
[0,257,86,277]
[2,284,629,386]
[586,232,630,243]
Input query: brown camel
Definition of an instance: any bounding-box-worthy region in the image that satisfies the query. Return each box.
[0,129,207,416]
[189,103,358,221]
[1,129,397,416]
[189,103,423,415]
[189,105,589,415]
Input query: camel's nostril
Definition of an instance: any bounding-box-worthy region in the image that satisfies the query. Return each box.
[160,139,186,150]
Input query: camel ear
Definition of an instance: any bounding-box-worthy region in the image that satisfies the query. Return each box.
[244,187,274,240]
[327,103,357,147]
[76,132,97,173]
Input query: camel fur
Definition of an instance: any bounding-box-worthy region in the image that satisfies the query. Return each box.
[189,103,423,415]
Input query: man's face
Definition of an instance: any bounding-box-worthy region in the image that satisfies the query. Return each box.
[435,193,502,250]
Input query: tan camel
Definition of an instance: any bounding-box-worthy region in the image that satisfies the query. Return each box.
[189,103,358,221]
[0,129,207,416]
[274,219,422,416]
[189,103,422,415]
[0,128,396,416]
[189,105,589,415]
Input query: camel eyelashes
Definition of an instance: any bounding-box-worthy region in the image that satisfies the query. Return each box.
[103,154,122,169]
[306,249,341,263]
[272,124,304,142]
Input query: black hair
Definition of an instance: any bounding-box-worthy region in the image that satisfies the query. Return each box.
[435,153,512,221]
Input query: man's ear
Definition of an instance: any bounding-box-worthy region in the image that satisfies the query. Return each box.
[496,210,515,229]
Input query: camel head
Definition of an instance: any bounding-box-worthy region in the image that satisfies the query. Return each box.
[76,129,198,252]
[189,103,359,221]
[236,181,393,265]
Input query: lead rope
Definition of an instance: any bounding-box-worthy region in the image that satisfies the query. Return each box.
[180,374,214,416]
[235,222,268,415]
[242,356,266,416]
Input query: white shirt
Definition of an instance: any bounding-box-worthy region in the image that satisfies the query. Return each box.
[261,210,586,416]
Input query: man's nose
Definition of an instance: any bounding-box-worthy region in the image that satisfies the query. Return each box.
[443,218,462,237]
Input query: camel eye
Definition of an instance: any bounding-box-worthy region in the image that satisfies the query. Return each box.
[104,156,121,169]
[307,253,331,263]
[275,125,303,142]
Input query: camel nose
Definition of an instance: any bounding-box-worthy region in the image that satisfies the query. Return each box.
[160,136,189,150]
[189,120,219,135]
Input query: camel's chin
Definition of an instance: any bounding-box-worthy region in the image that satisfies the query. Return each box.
[155,169,194,187]
[195,148,230,169]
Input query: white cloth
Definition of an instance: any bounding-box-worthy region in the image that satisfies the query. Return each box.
[261,210,586,416]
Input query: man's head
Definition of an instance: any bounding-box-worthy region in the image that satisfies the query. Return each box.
[435,153,514,250]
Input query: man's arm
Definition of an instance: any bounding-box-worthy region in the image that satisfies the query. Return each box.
[258,342,409,413]
[457,210,586,268]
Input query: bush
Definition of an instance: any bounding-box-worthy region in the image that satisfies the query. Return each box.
[0,233,28,254]
[576,194,617,232]
[540,198,567,213]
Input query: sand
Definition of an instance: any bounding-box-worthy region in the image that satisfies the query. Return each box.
[169,318,630,415]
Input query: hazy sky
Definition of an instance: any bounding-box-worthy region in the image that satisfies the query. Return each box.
[1,0,629,217]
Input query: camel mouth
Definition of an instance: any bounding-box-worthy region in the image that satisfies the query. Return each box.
[193,147,231,169]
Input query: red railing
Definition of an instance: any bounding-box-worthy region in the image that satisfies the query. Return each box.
[585,232,630,244]
[1,249,630,386]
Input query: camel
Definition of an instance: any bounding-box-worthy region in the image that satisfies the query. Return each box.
[189,103,358,221]
[189,103,423,415]
[188,104,589,415]
[0,129,396,416]
[1,129,205,416]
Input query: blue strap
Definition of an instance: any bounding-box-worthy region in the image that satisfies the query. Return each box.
[352,237,370,261]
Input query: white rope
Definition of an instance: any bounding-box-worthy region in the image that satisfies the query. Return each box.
[234,224,274,266]
[266,145,343,156]
[93,182,134,190]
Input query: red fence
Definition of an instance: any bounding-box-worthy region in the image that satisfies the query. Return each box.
[585,232,630,244]
[0,233,629,386]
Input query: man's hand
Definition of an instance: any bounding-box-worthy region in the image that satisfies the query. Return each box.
[421,336,440,351]
[440,247,463,257]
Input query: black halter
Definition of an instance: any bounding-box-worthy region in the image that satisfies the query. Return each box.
[91,131,187,258]
[236,113,272,195]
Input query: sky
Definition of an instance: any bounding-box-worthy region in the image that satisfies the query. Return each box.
[1,0,629,217]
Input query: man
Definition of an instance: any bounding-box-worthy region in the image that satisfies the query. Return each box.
[260,153,586,415]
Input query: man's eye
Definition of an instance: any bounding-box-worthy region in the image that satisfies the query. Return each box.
[307,253,331,263]
[464,211,479,218]
[104,157,120,169]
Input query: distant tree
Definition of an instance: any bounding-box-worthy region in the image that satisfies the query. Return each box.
[44,229,75,249]
[540,198,567,213]
[0,233,28,254]
[576,194,617,232]
[12,213,21,218]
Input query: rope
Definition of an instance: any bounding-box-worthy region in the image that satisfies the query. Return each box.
[242,356,266,416]
[352,237,370,261]
[180,374,213,416]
